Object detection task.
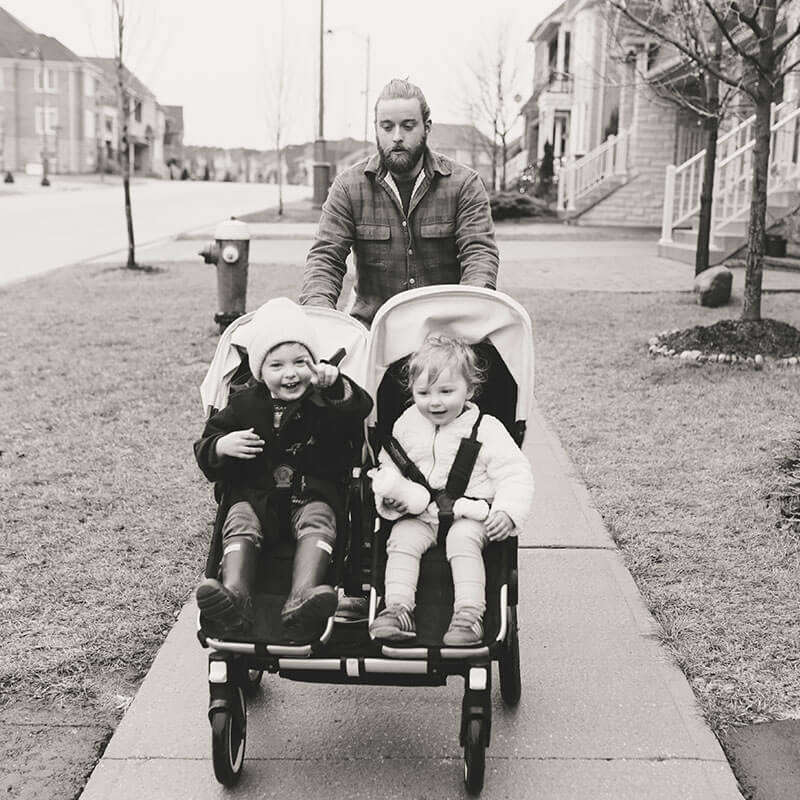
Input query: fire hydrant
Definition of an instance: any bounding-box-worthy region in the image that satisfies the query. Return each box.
[199,217,250,332]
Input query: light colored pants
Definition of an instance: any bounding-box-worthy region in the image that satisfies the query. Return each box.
[384,517,488,613]
[222,500,337,550]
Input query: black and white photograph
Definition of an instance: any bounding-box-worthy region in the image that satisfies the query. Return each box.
[1,1,799,798]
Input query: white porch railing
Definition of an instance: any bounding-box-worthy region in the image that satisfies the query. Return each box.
[557,129,632,211]
[659,100,800,245]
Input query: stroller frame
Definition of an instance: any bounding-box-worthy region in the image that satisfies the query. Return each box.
[196,287,532,794]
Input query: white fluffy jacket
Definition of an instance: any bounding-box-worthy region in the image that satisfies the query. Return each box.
[379,402,534,532]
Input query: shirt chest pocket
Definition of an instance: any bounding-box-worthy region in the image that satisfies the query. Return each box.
[419,222,457,267]
[355,223,391,269]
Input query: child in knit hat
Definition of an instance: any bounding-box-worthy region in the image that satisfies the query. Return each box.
[194,297,372,642]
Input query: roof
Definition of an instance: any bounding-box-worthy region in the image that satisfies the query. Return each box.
[86,56,157,99]
[428,123,493,152]
[0,6,81,61]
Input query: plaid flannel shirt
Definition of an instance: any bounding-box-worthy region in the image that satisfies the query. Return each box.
[299,148,499,326]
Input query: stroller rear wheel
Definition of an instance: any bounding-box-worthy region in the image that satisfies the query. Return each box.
[463,717,486,794]
[211,685,246,786]
[499,606,521,706]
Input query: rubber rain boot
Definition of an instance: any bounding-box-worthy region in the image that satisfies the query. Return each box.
[280,536,338,642]
[196,536,258,633]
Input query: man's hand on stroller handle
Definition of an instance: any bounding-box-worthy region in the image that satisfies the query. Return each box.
[485,510,514,541]
[215,428,265,460]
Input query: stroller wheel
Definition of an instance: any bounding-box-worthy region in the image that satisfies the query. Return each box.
[244,669,264,695]
[211,685,246,786]
[463,717,486,795]
[499,607,521,706]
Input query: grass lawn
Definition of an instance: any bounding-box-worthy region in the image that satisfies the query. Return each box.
[1,258,798,795]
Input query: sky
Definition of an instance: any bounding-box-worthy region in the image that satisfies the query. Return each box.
[2,0,564,149]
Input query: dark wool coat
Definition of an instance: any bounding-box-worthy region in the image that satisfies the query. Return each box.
[195,375,372,571]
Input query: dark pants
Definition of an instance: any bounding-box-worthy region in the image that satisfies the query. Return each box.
[221,500,337,553]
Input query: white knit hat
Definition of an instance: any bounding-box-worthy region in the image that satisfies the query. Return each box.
[246,298,319,381]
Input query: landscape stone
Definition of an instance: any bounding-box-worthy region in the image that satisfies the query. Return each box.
[694,265,733,307]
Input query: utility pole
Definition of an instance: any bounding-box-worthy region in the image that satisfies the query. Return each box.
[312,0,330,208]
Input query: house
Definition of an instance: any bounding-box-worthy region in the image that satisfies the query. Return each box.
[519,0,800,253]
[0,6,105,175]
[85,58,165,177]
[427,123,494,186]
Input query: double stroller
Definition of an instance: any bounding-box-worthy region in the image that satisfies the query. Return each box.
[196,285,534,794]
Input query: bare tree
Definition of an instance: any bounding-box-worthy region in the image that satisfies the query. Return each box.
[609,0,800,320]
[264,2,291,217]
[462,27,522,191]
[112,0,138,269]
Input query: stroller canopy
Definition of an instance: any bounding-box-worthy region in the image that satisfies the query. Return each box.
[200,305,370,417]
[365,286,534,426]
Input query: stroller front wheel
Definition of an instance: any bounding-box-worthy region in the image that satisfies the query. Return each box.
[463,717,486,794]
[211,686,247,786]
[245,668,264,695]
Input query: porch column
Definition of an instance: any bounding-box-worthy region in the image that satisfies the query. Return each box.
[556,27,566,75]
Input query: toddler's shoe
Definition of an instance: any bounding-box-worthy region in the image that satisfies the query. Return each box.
[369,604,416,640]
[442,607,484,646]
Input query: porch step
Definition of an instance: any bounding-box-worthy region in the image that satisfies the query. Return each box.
[658,238,725,266]
[557,175,627,221]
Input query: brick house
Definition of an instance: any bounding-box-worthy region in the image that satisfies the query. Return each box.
[0,6,106,174]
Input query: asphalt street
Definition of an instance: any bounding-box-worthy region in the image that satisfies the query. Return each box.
[0,177,309,286]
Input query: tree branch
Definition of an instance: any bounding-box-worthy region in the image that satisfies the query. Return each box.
[609,0,760,98]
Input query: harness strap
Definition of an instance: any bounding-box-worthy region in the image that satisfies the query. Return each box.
[436,413,483,543]
[383,412,484,544]
[383,436,434,494]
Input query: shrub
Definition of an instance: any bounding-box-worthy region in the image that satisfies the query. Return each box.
[490,190,555,221]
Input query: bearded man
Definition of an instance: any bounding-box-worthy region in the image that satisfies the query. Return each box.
[299,79,499,328]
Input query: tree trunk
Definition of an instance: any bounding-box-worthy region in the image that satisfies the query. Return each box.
[742,96,771,321]
[121,95,136,269]
[695,114,719,275]
[500,135,508,191]
[277,146,284,217]
[695,36,721,276]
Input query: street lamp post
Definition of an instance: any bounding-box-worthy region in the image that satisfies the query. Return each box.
[39,48,50,186]
[19,40,50,185]
[312,0,329,209]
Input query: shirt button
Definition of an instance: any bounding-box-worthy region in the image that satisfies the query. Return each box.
[409,277,416,285]
[402,221,407,227]
[408,248,413,255]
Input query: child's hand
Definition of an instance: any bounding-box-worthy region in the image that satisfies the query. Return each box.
[485,510,514,541]
[383,496,408,514]
[216,428,264,459]
[304,358,339,389]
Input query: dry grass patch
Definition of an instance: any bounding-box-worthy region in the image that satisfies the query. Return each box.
[0,259,304,714]
[515,286,800,732]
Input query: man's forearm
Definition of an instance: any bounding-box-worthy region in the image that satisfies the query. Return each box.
[299,179,355,309]
[456,174,499,289]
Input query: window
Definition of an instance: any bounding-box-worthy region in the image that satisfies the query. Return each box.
[35,107,58,135]
[134,100,142,122]
[35,67,58,93]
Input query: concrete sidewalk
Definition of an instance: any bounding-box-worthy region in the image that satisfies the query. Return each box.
[79,401,744,799]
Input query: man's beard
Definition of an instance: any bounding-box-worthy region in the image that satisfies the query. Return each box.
[378,133,427,175]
